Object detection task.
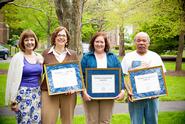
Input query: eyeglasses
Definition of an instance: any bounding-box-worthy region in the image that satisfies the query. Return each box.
[57,34,67,38]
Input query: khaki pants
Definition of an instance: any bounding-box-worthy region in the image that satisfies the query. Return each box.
[41,91,76,124]
[83,99,114,124]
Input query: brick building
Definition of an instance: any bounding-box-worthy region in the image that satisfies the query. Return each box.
[0,12,9,44]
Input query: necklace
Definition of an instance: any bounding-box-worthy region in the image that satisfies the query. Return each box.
[24,53,37,64]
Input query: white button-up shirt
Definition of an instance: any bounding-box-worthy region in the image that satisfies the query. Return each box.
[48,46,71,63]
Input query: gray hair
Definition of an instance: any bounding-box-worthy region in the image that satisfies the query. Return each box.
[134,32,150,43]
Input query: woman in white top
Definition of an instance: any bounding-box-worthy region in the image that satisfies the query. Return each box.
[5,29,43,124]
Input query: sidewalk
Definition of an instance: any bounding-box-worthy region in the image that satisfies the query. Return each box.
[1,101,185,116]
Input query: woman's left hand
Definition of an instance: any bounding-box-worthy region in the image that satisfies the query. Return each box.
[11,102,19,112]
[115,90,125,100]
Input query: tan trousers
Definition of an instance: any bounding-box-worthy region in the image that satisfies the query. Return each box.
[83,99,114,124]
[41,91,76,124]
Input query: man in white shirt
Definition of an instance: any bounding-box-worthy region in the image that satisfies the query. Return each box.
[121,32,166,124]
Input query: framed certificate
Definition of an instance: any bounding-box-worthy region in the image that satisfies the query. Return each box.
[44,61,84,95]
[85,68,122,99]
[127,66,167,101]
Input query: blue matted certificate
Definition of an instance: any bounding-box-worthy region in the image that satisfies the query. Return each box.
[85,68,121,99]
[128,66,167,101]
[44,61,84,95]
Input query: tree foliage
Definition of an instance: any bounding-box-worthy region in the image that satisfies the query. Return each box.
[129,0,185,54]
[125,0,185,71]
[1,0,58,45]
[82,0,116,41]
[1,0,184,62]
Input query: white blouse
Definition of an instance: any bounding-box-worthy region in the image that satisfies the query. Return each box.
[48,46,71,63]
[95,53,107,68]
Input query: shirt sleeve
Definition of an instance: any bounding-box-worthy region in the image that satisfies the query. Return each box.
[158,56,166,73]
[151,54,166,73]
[113,55,125,90]
[121,55,129,75]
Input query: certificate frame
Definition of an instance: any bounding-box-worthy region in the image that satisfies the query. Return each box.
[44,61,84,95]
[127,66,167,101]
[85,68,121,99]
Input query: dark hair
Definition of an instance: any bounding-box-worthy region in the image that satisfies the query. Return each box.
[89,32,110,52]
[50,26,70,48]
[19,29,38,52]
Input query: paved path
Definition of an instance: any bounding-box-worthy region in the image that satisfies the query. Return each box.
[1,101,185,116]
[0,57,11,63]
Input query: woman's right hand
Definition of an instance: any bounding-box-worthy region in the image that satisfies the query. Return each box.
[127,90,133,102]
[11,102,18,112]
[82,90,91,101]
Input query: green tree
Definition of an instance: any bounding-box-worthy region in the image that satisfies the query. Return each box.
[81,1,104,42]
[82,0,127,56]
[131,0,185,71]
[82,0,111,38]
[1,0,58,47]
[107,1,128,56]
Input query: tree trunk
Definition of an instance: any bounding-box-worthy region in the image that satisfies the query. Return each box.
[54,0,83,56]
[175,0,185,71]
[175,31,184,71]
[119,27,125,57]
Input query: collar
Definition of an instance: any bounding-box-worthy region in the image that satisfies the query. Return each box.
[48,46,71,55]
[135,50,149,56]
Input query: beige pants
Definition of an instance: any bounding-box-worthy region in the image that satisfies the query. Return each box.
[41,91,76,124]
[83,99,114,124]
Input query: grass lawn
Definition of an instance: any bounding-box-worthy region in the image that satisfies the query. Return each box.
[0,75,7,106]
[165,62,185,71]
[0,111,185,124]
[0,63,9,70]
[160,76,185,101]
